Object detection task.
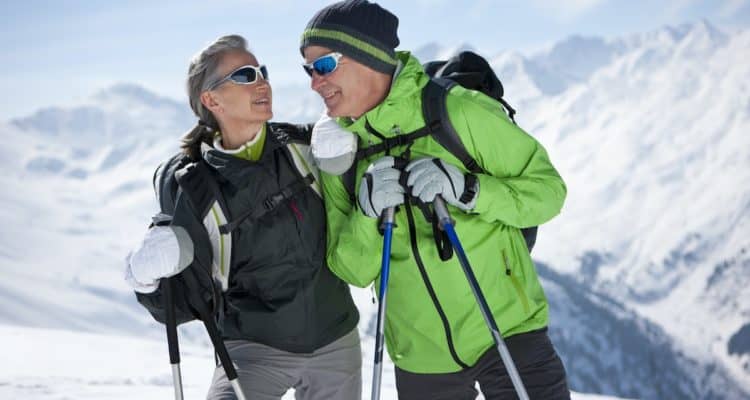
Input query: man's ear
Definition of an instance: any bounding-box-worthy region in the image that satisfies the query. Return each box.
[200,91,222,114]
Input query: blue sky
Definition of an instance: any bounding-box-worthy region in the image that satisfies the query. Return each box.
[1,0,748,121]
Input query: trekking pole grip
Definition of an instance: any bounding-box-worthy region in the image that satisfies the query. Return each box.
[433,196,454,228]
[381,207,396,227]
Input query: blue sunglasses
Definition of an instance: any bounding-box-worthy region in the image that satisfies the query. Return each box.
[207,64,268,90]
[302,52,343,77]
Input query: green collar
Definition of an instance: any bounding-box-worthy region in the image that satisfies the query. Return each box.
[337,51,430,139]
[213,124,267,162]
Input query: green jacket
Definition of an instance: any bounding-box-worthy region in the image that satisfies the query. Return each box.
[320,51,567,373]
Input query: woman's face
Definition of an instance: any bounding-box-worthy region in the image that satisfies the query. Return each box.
[208,50,273,126]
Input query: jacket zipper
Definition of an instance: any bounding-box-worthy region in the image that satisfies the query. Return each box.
[503,249,530,314]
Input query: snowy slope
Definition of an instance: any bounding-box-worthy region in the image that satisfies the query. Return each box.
[0,324,628,400]
[1,20,748,399]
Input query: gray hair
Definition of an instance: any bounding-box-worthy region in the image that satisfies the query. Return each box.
[181,34,251,159]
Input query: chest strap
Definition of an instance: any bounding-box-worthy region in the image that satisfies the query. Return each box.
[219,174,316,234]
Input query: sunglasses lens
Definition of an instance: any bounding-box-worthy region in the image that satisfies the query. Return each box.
[260,65,268,81]
[313,55,338,75]
[231,67,258,84]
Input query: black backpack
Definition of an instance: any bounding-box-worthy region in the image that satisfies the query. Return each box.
[136,123,317,325]
[343,51,538,252]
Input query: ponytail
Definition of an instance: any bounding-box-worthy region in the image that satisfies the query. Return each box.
[181,119,218,160]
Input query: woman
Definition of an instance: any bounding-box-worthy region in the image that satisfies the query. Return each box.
[124,35,361,400]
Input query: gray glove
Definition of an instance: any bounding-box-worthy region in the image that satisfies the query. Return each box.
[358,156,405,218]
[405,158,479,211]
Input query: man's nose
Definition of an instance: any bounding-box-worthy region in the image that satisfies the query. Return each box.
[310,72,326,91]
[255,75,270,90]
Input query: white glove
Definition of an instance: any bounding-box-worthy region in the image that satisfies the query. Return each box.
[358,156,405,218]
[124,225,194,293]
[311,114,358,175]
[405,158,479,211]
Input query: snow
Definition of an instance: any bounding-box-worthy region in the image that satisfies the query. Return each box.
[0,322,624,400]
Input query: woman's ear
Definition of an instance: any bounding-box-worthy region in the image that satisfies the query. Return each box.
[200,91,222,114]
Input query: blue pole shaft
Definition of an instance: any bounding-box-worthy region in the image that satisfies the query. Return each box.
[433,197,530,400]
[371,207,395,400]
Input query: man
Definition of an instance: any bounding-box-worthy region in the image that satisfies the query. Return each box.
[301,0,570,399]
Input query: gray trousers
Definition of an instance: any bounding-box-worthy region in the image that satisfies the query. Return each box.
[206,328,362,400]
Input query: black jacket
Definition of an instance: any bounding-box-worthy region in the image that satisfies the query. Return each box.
[136,122,358,353]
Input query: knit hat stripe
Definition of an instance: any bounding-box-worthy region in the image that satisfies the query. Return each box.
[302,28,397,67]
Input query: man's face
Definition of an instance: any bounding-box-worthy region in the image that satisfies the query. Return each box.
[303,45,388,119]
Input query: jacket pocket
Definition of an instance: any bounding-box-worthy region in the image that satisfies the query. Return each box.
[502,248,531,315]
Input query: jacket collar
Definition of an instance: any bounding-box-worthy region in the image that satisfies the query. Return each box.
[200,123,284,186]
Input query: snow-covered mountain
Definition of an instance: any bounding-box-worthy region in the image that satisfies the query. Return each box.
[515,20,750,395]
[2,19,748,399]
[486,19,749,397]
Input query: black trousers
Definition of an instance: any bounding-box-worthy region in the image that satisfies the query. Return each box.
[395,328,570,400]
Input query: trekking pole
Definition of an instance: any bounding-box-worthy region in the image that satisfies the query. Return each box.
[181,270,248,400]
[371,207,396,400]
[163,277,184,400]
[433,197,530,400]
[165,189,247,399]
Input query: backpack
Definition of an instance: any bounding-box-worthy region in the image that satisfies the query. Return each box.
[135,152,225,325]
[342,51,538,252]
[138,123,317,324]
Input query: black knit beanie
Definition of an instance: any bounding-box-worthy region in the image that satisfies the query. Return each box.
[300,0,400,75]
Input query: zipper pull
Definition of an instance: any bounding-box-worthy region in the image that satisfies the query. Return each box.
[502,249,511,276]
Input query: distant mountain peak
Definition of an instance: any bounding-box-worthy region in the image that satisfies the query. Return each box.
[91,83,181,109]
[682,18,728,43]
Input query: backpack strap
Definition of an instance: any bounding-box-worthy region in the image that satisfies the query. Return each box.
[219,173,316,234]
[153,153,191,220]
[343,121,438,208]
[338,79,482,211]
[342,164,358,209]
[421,78,485,174]
[354,121,435,161]
[173,159,234,291]
[422,78,537,253]
[175,162,221,220]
